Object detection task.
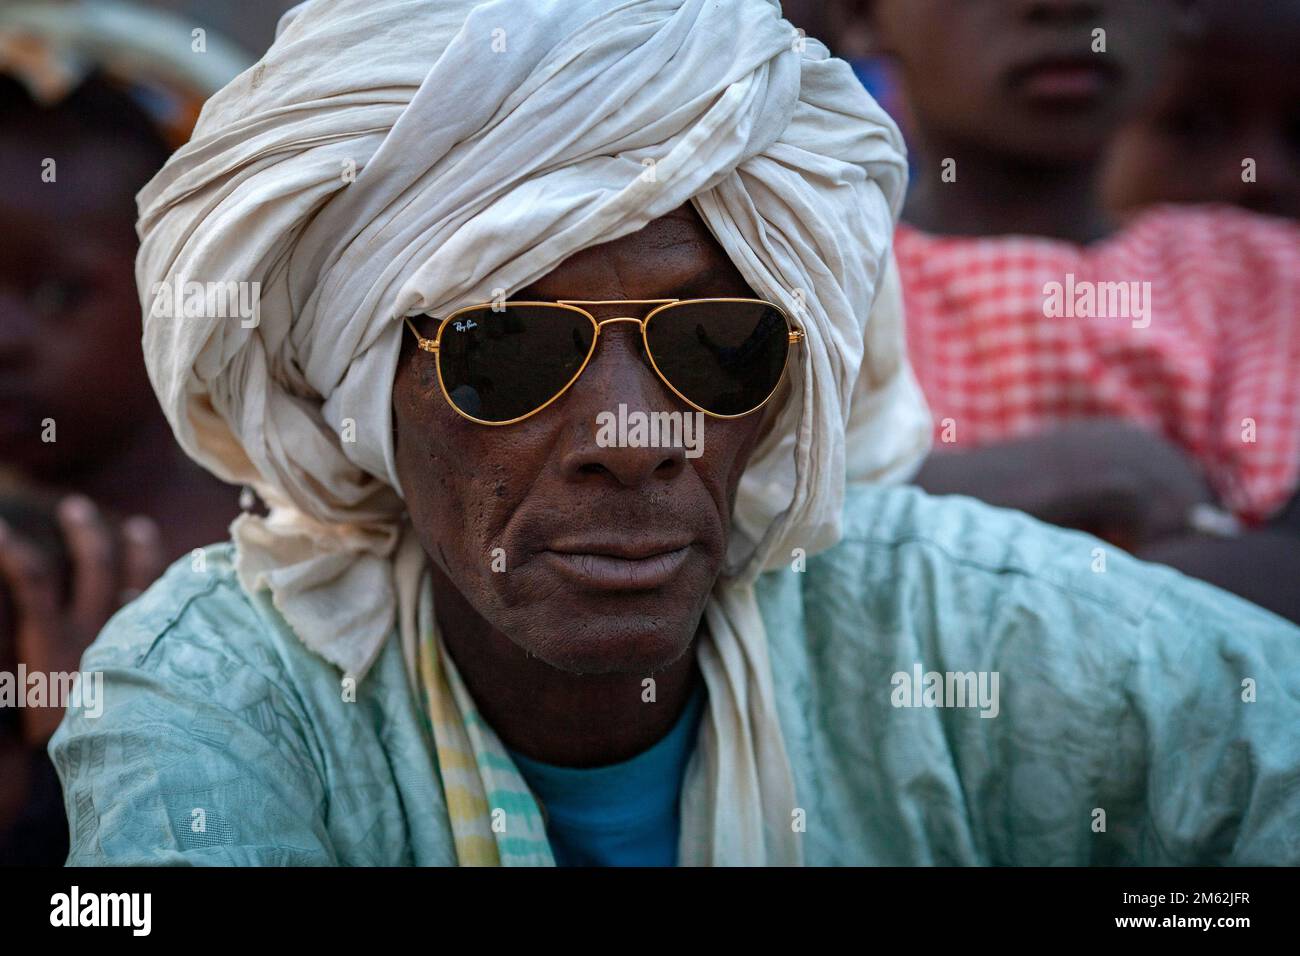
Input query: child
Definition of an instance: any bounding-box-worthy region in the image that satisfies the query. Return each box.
[0,1,249,862]
[1104,0,1300,221]
[855,0,1300,619]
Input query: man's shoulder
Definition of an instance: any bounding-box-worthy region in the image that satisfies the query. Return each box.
[817,483,1163,622]
[51,543,347,865]
[81,541,302,690]
[764,483,1294,652]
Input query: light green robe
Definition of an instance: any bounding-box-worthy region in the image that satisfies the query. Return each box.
[50,486,1300,864]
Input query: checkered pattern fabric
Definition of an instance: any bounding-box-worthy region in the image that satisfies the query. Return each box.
[897,205,1300,523]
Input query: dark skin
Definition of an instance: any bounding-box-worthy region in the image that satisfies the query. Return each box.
[0,125,238,748]
[0,113,243,857]
[0,129,234,546]
[793,0,1300,618]
[860,0,1177,243]
[779,0,875,59]
[392,203,768,767]
[1104,0,1300,221]
[913,420,1213,553]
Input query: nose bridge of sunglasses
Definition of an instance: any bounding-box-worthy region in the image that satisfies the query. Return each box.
[559,298,674,323]
[587,315,651,366]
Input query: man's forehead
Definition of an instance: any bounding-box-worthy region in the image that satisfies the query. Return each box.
[518,201,744,299]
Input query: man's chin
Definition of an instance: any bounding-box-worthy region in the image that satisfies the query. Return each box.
[507,608,702,677]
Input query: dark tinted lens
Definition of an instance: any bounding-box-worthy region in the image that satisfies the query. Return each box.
[645,301,791,416]
[436,306,594,422]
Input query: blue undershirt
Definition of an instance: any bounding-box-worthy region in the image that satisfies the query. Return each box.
[505,683,706,867]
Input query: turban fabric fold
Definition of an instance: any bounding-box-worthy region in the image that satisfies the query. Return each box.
[137,0,930,865]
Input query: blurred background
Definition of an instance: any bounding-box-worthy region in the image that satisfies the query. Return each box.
[118,0,289,54]
[2,0,1297,865]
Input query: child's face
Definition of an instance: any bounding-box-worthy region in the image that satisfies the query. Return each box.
[868,0,1175,163]
[1105,1,1300,220]
[0,130,158,481]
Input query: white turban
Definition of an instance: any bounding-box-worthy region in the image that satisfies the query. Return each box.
[137,0,930,865]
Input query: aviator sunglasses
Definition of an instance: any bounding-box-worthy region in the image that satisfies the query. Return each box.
[403,298,804,425]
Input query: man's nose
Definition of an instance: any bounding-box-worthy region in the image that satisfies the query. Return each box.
[556,321,688,488]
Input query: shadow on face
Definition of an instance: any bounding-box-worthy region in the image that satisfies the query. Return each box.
[392,203,771,676]
[865,0,1178,163]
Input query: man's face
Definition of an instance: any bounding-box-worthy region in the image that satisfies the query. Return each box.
[868,0,1175,162]
[391,203,769,677]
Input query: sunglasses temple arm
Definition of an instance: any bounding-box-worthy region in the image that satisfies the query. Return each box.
[404,316,439,351]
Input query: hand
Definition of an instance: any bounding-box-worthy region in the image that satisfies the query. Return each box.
[913,419,1214,550]
[0,496,165,746]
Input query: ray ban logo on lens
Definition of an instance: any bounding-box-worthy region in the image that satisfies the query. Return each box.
[595,404,704,459]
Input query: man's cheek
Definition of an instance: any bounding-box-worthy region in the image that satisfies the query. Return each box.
[710,429,760,509]
[443,480,518,571]
[495,562,566,617]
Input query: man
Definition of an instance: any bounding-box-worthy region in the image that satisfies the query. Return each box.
[51,0,1300,866]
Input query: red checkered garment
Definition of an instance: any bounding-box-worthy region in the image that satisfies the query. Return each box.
[896,204,1300,524]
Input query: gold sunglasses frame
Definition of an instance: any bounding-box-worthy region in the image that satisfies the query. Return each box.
[403,298,804,426]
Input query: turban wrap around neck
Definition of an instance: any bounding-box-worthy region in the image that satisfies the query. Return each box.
[137,0,930,865]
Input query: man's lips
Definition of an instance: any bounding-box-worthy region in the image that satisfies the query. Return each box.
[540,538,693,591]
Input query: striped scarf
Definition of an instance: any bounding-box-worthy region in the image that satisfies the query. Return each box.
[415,581,555,866]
